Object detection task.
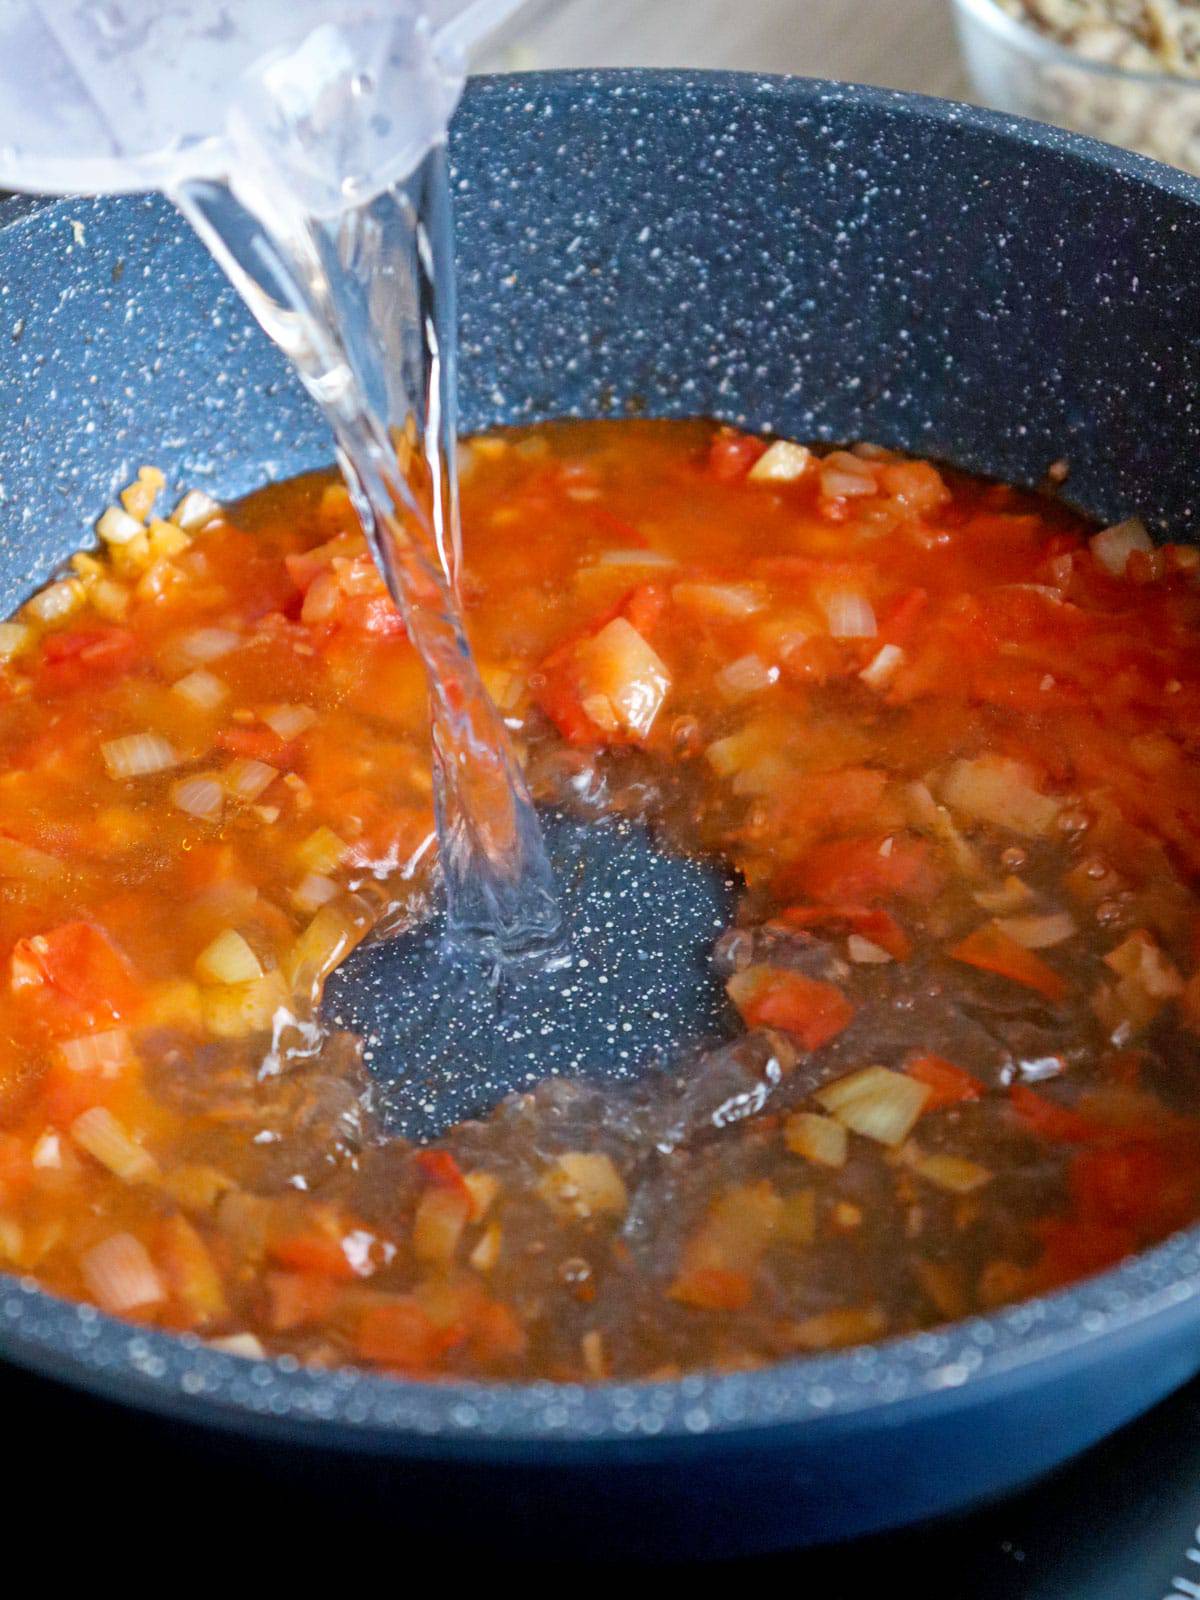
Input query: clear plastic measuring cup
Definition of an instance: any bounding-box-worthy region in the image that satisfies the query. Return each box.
[0,1,526,204]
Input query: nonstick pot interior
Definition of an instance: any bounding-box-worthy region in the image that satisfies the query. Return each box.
[2,72,1200,1557]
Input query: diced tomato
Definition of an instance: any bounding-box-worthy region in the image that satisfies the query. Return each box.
[268,1231,359,1282]
[1069,1142,1173,1230]
[949,924,1068,1003]
[266,1271,340,1332]
[878,588,928,644]
[414,1148,471,1196]
[904,1054,984,1110]
[214,725,294,765]
[668,1266,753,1311]
[11,921,140,1027]
[468,1299,528,1366]
[1009,1083,1107,1143]
[1032,1215,1137,1291]
[726,966,853,1049]
[0,1134,33,1205]
[40,1059,124,1127]
[38,628,138,691]
[707,430,768,482]
[620,582,669,637]
[357,1299,441,1368]
[790,833,943,907]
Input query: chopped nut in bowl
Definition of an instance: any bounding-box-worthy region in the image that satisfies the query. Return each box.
[952,0,1200,173]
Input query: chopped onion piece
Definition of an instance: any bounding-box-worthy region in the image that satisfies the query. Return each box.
[71,1108,159,1182]
[173,489,221,532]
[995,910,1076,949]
[291,872,339,913]
[0,621,33,660]
[296,826,349,875]
[96,504,145,546]
[908,1150,992,1195]
[672,581,765,618]
[716,652,779,701]
[822,590,877,639]
[595,549,677,568]
[177,626,241,664]
[748,439,811,483]
[101,732,178,779]
[195,928,264,986]
[286,906,359,994]
[859,642,905,689]
[224,758,278,801]
[817,1065,930,1147]
[25,578,84,624]
[208,1332,267,1359]
[573,616,671,740]
[1090,517,1153,577]
[848,934,892,964]
[172,668,227,711]
[784,1111,848,1168]
[537,1152,628,1221]
[821,467,876,499]
[120,466,164,522]
[973,875,1037,914]
[56,1029,130,1077]
[261,703,318,740]
[938,756,1060,838]
[31,1130,62,1170]
[80,1232,165,1312]
[172,775,224,823]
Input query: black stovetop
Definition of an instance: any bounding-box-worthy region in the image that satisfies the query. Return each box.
[5,1353,1197,1588]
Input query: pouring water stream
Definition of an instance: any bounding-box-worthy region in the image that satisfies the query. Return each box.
[0,1,562,965]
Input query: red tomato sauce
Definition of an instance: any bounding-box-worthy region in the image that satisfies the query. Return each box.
[1,420,1199,1379]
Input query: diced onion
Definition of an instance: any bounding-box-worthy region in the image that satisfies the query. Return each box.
[286,906,358,993]
[31,1130,62,1170]
[172,489,221,532]
[296,826,349,876]
[195,928,264,986]
[208,1332,266,1359]
[817,1065,930,1147]
[291,872,339,913]
[973,875,1037,914]
[1090,517,1153,577]
[784,1111,848,1168]
[908,1150,992,1195]
[859,642,905,689]
[822,590,877,639]
[176,626,241,664]
[573,617,671,740]
[748,439,811,483]
[80,1232,165,1312]
[96,504,145,546]
[101,732,178,779]
[172,668,227,711]
[0,621,33,659]
[261,703,318,740]
[71,1108,159,1182]
[821,467,876,499]
[224,758,278,801]
[995,910,1076,949]
[56,1029,130,1077]
[595,549,677,568]
[938,756,1060,838]
[715,653,779,701]
[537,1152,628,1221]
[848,934,892,964]
[672,582,765,618]
[25,578,84,624]
[172,775,224,823]
[119,466,164,522]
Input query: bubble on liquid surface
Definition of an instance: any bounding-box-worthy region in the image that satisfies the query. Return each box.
[323,812,738,1140]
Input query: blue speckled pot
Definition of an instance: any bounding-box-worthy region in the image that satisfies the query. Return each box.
[3,72,1200,1559]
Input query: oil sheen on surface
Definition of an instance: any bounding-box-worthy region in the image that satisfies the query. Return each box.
[2,419,1200,1382]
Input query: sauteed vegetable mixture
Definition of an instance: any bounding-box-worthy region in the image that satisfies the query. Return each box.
[2,419,1199,1379]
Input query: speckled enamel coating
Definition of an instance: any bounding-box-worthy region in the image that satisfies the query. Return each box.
[2,73,1200,1555]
